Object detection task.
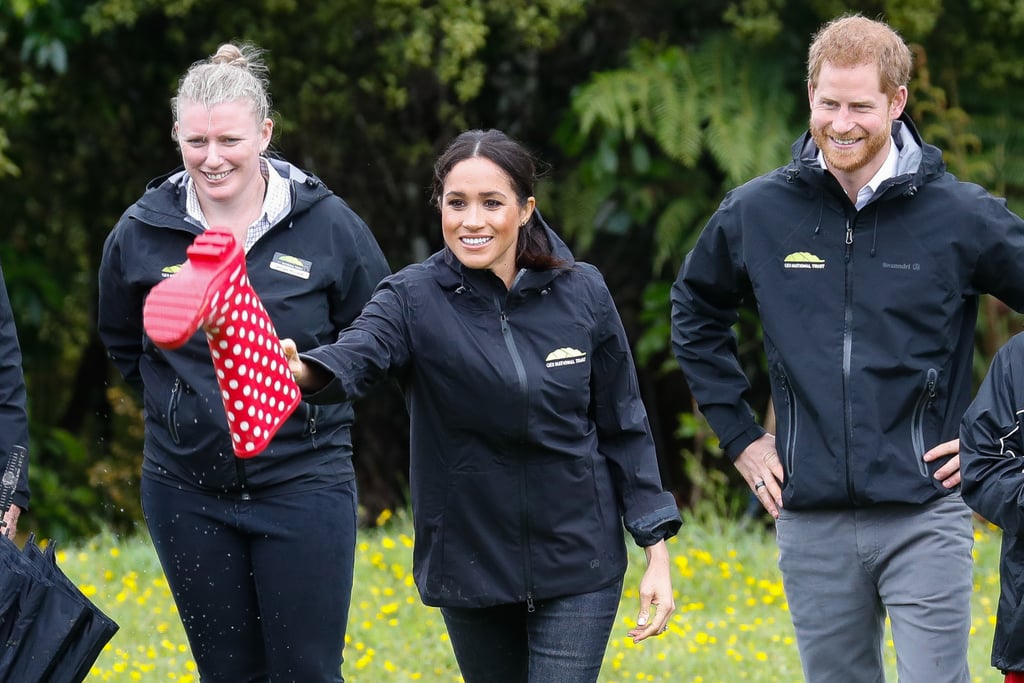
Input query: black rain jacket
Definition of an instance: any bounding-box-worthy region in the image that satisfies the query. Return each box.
[0,262,29,509]
[961,333,1024,673]
[303,216,681,607]
[673,115,1024,510]
[98,159,390,495]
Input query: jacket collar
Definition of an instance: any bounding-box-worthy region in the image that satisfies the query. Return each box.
[135,156,332,227]
[789,113,945,189]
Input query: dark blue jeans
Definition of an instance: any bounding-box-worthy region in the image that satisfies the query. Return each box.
[141,476,357,683]
[440,578,623,683]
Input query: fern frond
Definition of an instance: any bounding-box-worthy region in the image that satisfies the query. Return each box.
[649,47,702,166]
[573,68,650,139]
[653,195,705,272]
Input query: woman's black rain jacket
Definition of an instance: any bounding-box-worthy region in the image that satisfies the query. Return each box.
[304,217,681,608]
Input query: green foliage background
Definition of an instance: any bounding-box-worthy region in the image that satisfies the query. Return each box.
[3,0,1024,537]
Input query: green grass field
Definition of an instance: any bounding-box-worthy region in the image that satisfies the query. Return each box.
[56,508,1004,682]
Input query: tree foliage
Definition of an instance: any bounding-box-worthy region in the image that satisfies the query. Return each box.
[560,35,800,272]
[4,0,1024,535]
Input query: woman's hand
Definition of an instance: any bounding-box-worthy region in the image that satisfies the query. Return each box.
[628,540,675,643]
[281,338,307,385]
[280,338,332,392]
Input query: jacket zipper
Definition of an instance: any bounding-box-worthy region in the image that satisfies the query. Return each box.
[910,368,939,477]
[301,403,319,447]
[775,365,797,474]
[235,456,249,498]
[499,299,535,611]
[842,216,857,503]
[167,378,183,445]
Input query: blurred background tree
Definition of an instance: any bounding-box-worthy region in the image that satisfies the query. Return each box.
[2,0,1023,537]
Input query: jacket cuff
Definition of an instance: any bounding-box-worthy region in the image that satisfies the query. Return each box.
[298,355,349,404]
[700,404,766,461]
[720,424,768,461]
[626,498,683,547]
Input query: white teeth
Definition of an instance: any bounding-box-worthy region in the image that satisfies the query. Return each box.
[205,170,230,180]
[462,236,491,245]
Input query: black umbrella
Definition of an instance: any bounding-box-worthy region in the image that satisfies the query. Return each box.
[0,446,119,683]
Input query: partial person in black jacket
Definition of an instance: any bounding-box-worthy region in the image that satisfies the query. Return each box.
[961,334,1024,683]
[672,14,1024,683]
[0,261,29,538]
[284,129,681,683]
[97,43,389,683]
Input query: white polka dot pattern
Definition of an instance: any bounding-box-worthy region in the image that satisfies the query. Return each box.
[205,265,301,458]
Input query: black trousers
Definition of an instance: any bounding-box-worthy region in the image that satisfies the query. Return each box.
[141,476,357,682]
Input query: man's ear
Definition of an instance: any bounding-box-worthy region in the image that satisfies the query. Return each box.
[889,85,908,120]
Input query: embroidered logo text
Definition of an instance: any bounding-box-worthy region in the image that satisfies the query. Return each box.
[545,347,587,368]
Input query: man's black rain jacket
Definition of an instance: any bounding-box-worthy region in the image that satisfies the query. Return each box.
[673,115,1024,510]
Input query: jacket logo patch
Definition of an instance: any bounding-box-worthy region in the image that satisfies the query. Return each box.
[545,347,587,368]
[269,252,312,280]
[160,263,184,278]
[783,252,825,270]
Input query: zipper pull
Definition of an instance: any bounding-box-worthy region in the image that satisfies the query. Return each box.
[926,369,938,406]
[845,220,853,245]
[526,593,535,613]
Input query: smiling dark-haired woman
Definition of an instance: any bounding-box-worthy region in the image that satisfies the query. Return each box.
[284,128,682,683]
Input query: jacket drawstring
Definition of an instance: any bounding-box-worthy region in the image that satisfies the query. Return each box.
[782,166,828,236]
[869,209,879,257]
[867,183,915,257]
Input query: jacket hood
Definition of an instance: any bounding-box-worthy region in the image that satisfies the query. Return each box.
[788,113,945,189]
[133,156,333,228]
[435,209,576,294]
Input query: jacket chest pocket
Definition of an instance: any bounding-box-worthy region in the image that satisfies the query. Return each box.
[533,324,593,417]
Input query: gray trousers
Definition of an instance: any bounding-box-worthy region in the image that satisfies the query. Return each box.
[776,494,973,683]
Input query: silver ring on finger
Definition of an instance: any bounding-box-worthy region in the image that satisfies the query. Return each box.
[754,480,766,492]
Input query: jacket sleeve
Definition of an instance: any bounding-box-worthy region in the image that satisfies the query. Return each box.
[588,268,681,547]
[0,262,30,509]
[970,190,1024,312]
[960,334,1024,537]
[97,222,147,395]
[302,277,411,404]
[670,204,765,459]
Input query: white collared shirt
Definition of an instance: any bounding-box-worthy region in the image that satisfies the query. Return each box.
[184,157,292,252]
[818,137,899,210]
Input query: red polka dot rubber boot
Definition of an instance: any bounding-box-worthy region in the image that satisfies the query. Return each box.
[143,226,301,457]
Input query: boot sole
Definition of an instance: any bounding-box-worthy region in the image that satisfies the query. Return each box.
[143,228,242,350]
